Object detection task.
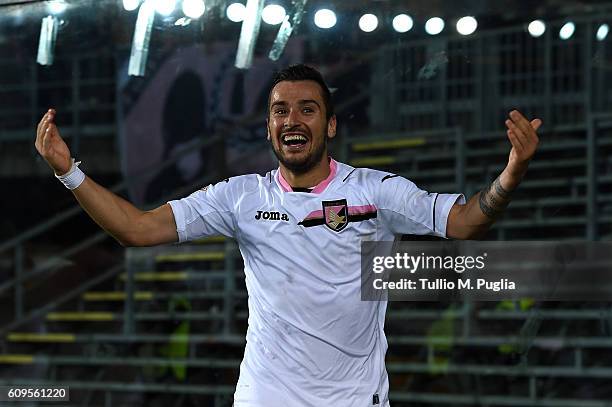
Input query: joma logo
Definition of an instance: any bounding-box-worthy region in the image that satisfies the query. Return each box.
[255,210,289,221]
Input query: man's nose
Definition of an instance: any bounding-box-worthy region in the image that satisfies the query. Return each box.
[284,109,300,128]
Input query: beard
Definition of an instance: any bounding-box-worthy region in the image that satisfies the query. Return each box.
[272,132,329,175]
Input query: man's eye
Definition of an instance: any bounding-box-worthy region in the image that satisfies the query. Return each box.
[274,109,286,115]
[303,107,314,113]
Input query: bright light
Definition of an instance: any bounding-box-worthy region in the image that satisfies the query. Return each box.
[155,0,176,16]
[268,0,306,61]
[559,22,575,40]
[597,23,609,41]
[123,0,140,11]
[37,15,59,66]
[234,0,264,69]
[456,16,477,35]
[129,0,155,76]
[262,4,286,25]
[174,17,191,26]
[182,0,205,19]
[48,0,67,14]
[359,14,378,33]
[226,2,246,22]
[425,17,444,35]
[392,14,413,33]
[314,9,336,29]
[528,19,546,37]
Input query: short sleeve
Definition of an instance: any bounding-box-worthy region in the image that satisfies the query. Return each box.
[374,175,465,238]
[168,181,237,243]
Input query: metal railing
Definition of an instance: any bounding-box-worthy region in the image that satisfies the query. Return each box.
[0,133,224,335]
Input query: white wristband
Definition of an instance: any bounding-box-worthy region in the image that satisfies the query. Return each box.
[55,158,85,190]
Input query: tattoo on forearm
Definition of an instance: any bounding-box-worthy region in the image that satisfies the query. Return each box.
[478,177,513,219]
[493,177,511,198]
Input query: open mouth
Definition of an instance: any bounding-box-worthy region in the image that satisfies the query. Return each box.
[281,133,308,148]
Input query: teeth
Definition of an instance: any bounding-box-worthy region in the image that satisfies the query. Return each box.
[282,134,307,142]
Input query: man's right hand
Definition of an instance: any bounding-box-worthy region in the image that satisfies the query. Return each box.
[35,109,72,176]
[34,108,179,246]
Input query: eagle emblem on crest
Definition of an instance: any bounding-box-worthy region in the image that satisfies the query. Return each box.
[322,199,349,232]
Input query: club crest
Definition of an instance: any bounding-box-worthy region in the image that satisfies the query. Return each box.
[322,199,348,232]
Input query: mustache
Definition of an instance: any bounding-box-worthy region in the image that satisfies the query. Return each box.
[281,125,308,135]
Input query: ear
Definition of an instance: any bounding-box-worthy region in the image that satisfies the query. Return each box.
[327,115,337,139]
[266,118,271,141]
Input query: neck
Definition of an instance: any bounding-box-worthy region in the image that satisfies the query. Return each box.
[280,156,331,189]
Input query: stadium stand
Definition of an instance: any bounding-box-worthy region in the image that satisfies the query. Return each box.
[1,10,612,407]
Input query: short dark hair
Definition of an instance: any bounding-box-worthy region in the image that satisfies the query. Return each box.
[268,64,335,120]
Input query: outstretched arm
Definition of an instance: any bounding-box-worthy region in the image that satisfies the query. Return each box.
[447,110,542,240]
[35,109,178,247]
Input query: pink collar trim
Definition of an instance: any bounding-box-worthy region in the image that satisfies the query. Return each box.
[277,158,338,194]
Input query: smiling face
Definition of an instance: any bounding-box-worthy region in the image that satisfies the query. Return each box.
[267,80,336,175]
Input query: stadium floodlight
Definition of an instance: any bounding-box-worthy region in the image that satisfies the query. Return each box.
[456,16,477,36]
[392,14,413,33]
[314,8,336,29]
[182,0,205,19]
[36,15,59,66]
[528,19,546,37]
[559,21,575,40]
[359,14,378,33]
[47,0,67,15]
[227,2,246,22]
[425,17,444,35]
[128,0,156,76]
[235,0,264,69]
[123,0,141,11]
[268,0,307,61]
[262,4,286,25]
[155,0,176,16]
[597,23,609,41]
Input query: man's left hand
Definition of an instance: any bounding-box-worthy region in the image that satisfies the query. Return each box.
[505,109,542,179]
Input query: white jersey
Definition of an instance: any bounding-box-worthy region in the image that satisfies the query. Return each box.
[168,159,464,407]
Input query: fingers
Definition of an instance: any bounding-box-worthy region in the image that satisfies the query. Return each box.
[36,115,44,136]
[41,125,52,152]
[37,119,52,152]
[36,115,49,151]
[530,118,542,131]
[505,110,541,147]
[38,109,55,130]
[505,119,525,151]
[36,109,56,152]
[41,121,60,157]
[506,127,524,152]
[508,110,534,138]
[42,122,60,149]
[509,110,542,132]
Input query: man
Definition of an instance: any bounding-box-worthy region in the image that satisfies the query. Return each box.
[35,64,541,406]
